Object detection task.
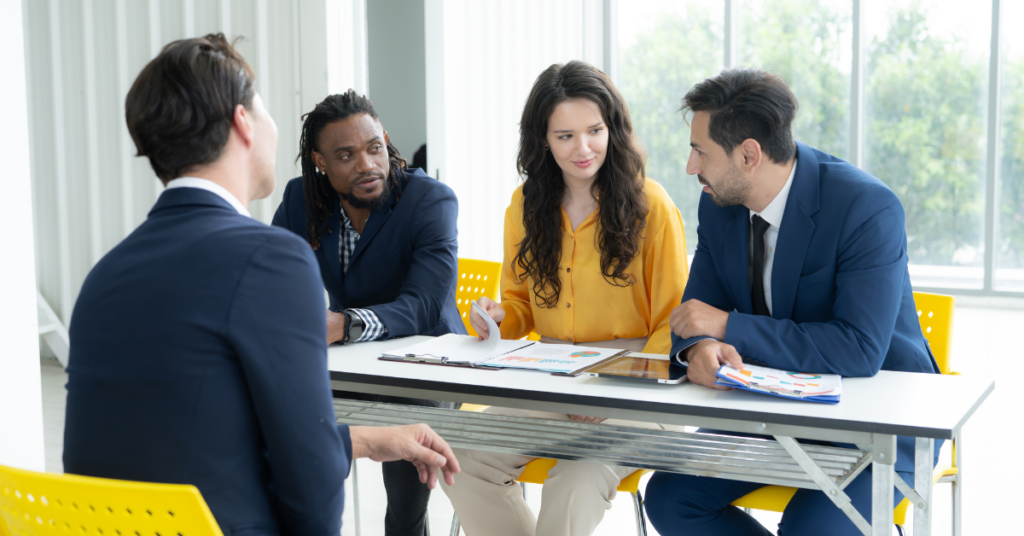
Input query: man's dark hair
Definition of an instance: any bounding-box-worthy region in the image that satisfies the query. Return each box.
[297,90,406,250]
[125,33,256,184]
[681,68,798,164]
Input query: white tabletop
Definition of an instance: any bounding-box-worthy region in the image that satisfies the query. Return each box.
[328,336,994,441]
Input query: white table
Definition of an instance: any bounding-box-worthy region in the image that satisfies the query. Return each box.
[329,337,993,536]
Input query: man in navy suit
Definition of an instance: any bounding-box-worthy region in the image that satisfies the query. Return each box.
[272,90,465,536]
[643,69,941,536]
[63,34,458,536]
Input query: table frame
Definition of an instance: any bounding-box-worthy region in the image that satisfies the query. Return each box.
[330,337,992,536]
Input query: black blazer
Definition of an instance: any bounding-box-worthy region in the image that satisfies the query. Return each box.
[272,168,466,338]
[64,188,352,536]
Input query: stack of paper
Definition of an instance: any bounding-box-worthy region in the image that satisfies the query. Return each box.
[715,363,842,404]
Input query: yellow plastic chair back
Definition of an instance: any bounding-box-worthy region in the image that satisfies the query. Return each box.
[731,292,957,523]
[913,291,955,375]
[0,464,223,536]
[456,259,502,336]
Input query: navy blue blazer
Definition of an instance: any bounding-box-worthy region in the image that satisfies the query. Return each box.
[272,167,466,338]
[64,188,352,536]
[672,142,941,473]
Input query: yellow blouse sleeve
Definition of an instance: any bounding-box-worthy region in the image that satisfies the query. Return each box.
[641,186,689,354]
[498,193,535,340]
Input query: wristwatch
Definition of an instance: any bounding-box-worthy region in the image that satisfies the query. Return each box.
[342,309,365,344]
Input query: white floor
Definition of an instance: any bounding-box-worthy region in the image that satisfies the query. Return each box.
[40,304,1022,536]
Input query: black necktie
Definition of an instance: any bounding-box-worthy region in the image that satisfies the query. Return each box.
[751,215,771,317]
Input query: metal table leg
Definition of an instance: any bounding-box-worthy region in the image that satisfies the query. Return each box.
[914,437,934,536]
[871,434,896,536]
[352,458,362,536]
[952,430,962,536]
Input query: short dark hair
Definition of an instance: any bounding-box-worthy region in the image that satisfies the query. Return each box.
[681,68,798,164]
[297,90,406,250]
[125,33,256,184]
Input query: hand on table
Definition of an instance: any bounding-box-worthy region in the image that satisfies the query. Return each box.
[568,415,607,424]
[684,339,743,390]
[349,424,461,488]
[326,310,347,344]
[470,297,505,341]
[670,299,728,341]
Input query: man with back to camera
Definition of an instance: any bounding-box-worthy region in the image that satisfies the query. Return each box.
[271,90,465,536]
[62,34,459,536]
[643,68,942,536]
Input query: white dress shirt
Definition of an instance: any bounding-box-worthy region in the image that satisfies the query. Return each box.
[749,159,798,316]
[165,177,251,217]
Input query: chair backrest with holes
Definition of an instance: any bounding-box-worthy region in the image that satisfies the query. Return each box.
[912,291,955,375]
[0,464,223,536]
[456,259,502,336]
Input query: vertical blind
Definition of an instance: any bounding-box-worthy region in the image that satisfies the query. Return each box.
[23,0,363,326]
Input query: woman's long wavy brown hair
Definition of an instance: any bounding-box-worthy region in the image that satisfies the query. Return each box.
[514,61,648,308]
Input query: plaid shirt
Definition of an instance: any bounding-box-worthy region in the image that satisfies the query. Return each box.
[339,209,387,342]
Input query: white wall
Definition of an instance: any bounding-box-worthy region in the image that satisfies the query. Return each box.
[367,0,427,160]
[0,0,44,471]
[23,0,365,333]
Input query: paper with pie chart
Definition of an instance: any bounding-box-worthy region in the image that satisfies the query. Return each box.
[484,344,627,374]
[715,363,842,404]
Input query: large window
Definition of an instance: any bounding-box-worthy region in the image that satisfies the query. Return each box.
[615,0,1018,297]
[864,0,990,289]
[616,0,724,256]
[740,0,852,160]
[998,0,1024,291]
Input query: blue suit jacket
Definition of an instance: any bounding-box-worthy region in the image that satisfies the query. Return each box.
[272,168,466,338]
[64,188,352,536]
[671,142,941,473]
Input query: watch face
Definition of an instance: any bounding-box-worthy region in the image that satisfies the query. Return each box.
[347,313,365,341]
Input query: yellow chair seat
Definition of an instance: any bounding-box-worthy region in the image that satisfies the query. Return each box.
[731,485,798,511]
[457,405,647,493]
[0,464,223,536]
[517,458,648,493]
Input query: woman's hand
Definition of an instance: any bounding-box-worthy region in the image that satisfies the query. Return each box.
[471,297,506,340]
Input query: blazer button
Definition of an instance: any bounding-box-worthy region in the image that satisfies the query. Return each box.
[566,302,571,308]
[567,267,571,273]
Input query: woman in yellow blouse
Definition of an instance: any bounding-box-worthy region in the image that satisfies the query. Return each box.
[439,61,688,536]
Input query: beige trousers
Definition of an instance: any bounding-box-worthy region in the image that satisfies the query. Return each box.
[440,336,667,536]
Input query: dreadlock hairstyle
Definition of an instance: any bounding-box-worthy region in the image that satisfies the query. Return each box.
[296,89,407,250]
[515,61,648,308]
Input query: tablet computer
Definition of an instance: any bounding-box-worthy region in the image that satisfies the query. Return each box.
[580,354,687,384]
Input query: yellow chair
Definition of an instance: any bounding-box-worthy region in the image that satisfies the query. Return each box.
[456,258,502,337]
[456,258,540,341]
[448,407,651,535]
[0,463,223,536]
[730,291,959,535]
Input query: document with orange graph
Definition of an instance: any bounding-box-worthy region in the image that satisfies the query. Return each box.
[381,333,628,375]
[483,344,629,374]
[715,363,842,404]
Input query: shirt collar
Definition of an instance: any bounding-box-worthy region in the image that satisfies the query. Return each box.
[750,158,797,229]
[165,177,251,217]
[338,205,367,233]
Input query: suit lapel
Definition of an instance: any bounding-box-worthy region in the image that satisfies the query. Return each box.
[724,206,753,313]
[349,196,394,266]
[771,143,821,320]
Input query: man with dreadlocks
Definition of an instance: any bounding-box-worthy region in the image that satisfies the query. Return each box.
[272,90,465,536]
